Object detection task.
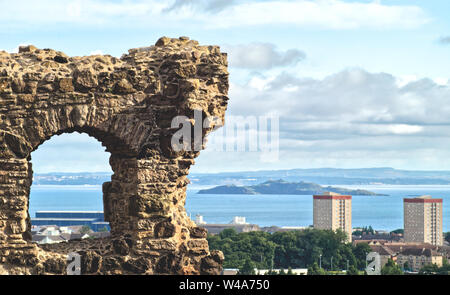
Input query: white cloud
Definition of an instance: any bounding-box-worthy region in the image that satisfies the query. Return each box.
[0,0,429,30]
[396,75,449,87]
[225,43,306,70]
[222,67,450,166]
[0,0,164,24]
[433,77,449,86]
[396,75,419,87]
[384,124,424,135]
[280,121,424,136]
[197,67,450,171]
[230,69,450,126]
[164,0,236,13]
[247,76,275,91]
[206,0,429,29]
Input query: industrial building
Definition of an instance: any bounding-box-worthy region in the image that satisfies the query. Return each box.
[31,211,110,232]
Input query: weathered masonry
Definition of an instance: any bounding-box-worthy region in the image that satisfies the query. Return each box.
[0,37,228,274]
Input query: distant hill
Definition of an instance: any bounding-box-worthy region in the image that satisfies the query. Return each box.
[32,167,450,186]
[190,167,450,186]
[33,172,111,185]
[197,179,386,196]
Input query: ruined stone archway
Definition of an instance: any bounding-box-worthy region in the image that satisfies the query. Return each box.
[0,37,229,274]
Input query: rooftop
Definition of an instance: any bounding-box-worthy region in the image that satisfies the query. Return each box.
[404,196,443,203]
[399,248,440,257]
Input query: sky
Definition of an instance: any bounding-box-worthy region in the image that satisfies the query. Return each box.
[3,0,450,173]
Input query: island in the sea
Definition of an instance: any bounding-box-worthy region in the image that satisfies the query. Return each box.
[197,179,387,196]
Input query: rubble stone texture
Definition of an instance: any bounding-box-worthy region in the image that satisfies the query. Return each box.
[0,37,228,274]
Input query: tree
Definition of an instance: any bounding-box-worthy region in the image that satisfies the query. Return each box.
[352,230,363,236]
[445,232,450,244]
[207,228,364,273]
[438,259,450,275]
[265,269,278,275]
[419,264,440,275]
[390,229,404,235]
[307,262,327,275]
[353,243,371,270]
[220,228,238,239]
[80,225,92,235]
[418,261,450,275]
[402,261,410,272]
[381,259,403,275]
[353,226,375,236]
[239,259,256,275]
[347,265,359,275]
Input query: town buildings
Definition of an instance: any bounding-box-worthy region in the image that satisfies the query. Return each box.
[404,196,443,246]
[353,240,448,272]
[396,247,443,272]
[194,215,260,235]
[313,192,352,242]
[221,268,308,275]
[31,225,110,244]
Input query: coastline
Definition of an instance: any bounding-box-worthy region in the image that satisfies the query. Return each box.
[27,184,450,231]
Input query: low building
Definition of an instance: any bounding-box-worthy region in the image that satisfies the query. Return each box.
[31,224,106,244]
[368,245,397,268]
[59,233,90,241]
[260,226,310,233]
[32,235,66,244]
[231,216,248,225]
[354,240,446,272]
[194,216,260,235]
[255,268,308,275]
[195,214,206,225]
[58,226,73,234]
[352,233,402,242]
[279,226,308,231]
[222,268,239,275]
[89,231,111,239]
[397,248,443,272]
[38,226,60,236]
[260,226,283,233]
[221,268,308,275]
[353,240,389,246]
[201,223,260,235]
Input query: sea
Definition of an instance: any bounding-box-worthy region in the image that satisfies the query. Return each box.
[29,184,450,231]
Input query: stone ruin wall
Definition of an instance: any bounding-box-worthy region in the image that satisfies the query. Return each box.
[0,37,229,274]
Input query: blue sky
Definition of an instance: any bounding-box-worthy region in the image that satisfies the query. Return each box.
[3,0,449,173]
